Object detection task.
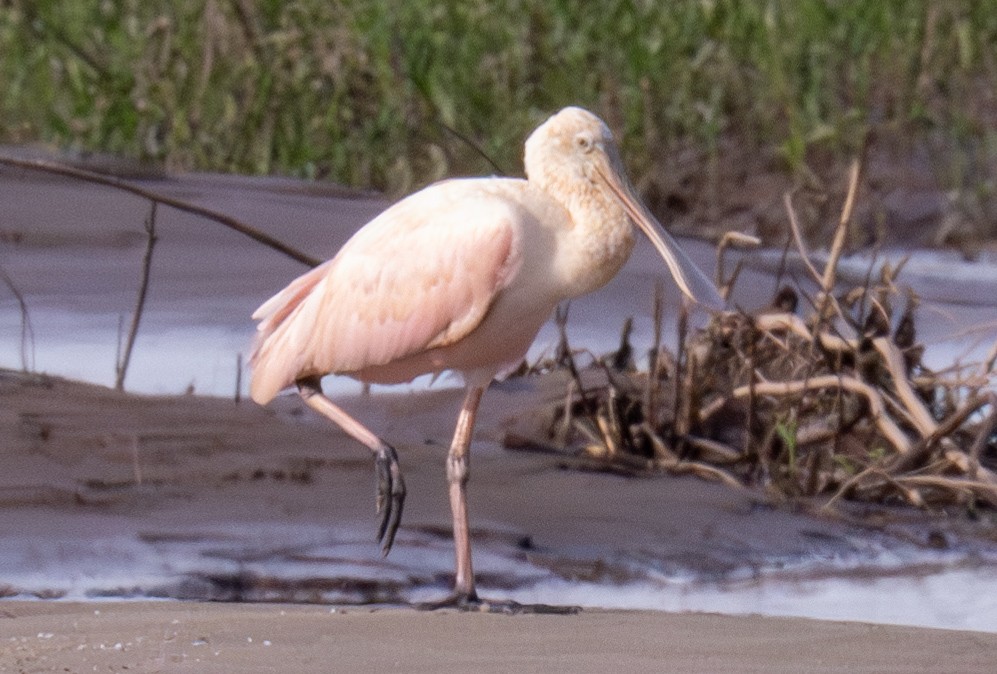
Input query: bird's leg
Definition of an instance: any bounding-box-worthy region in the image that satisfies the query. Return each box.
[416,385,581,615]
[296,376,405,555]
[447,385,484,602]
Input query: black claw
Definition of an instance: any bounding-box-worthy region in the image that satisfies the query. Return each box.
[374,444,406,555]
[416,594,579,615]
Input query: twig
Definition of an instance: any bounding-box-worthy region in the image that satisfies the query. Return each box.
[887,393,990,475]
[644,281,664,424]
[642,422,678,461]
[235,352,243,404]
[783,191,823,285]
[553,379,577,448]
[0,155,321,267]
[672,299,689,444]
[984,339,997,375]
[753,312,853,353]
[437,120,508,176]
[969,394,997,467]
[821,157,863,293]
[723,374,911,454]
[684,435,742,464]
[894,475,997,506]
[554,304,595,414]
[0,266,35,371]
[715,231,761,297]
[871,336,937,437]
[659,459,746,490]
[116,202,158,390]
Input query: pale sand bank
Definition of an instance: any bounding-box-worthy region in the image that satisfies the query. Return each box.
[3,601,997,673]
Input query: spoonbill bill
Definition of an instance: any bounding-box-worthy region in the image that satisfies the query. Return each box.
[250,106,722,610]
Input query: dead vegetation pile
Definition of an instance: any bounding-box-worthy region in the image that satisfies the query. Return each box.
[512,161,997,513]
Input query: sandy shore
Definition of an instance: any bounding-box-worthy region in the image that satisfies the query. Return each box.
[4,601,997,673]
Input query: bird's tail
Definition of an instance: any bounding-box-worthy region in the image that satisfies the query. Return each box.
[249,260,331,403]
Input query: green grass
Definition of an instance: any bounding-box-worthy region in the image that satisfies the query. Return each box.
[2,1,996,200]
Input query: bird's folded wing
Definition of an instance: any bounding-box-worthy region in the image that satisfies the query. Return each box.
[250,184,523,402]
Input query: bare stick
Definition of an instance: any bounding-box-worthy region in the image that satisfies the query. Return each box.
[0,154,321,268]
[642,422,678,462]
[116,201,158,390]
[822,464,888,511]
[969,394,997,467]
[235,352,243,404]
[554,379,577,448]
[821,158,863,293]
[783,192,823,285]
[754,312,854,353]
[894,475,997,505]
[672,299,689,443]
[715,231,761,297]
[644,281,664,425]
[660,459,746,490]
[745,325,758,462]
[0,266,35,371]
[871,336,936,437]
[724,374,911,454]
[887,394,988,475]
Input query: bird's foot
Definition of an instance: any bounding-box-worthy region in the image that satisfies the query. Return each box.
[416,592,579,615]
[374,443,406,555]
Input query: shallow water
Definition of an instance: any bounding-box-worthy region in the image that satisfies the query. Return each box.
[3,518,997,632]
[3,247,993,397]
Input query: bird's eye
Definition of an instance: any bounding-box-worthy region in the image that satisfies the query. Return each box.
[575,134,594,153]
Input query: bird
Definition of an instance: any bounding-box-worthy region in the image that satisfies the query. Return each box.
[249,106,723,611]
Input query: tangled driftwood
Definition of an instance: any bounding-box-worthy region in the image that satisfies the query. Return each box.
[511,159,997,513]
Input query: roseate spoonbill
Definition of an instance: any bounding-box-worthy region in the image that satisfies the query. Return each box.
[250,106,722,610]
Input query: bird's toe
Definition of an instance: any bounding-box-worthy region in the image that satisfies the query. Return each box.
[374,444,406,555]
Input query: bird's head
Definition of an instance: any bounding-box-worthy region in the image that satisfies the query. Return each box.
[524,107,723,309]
[524,106,619,186]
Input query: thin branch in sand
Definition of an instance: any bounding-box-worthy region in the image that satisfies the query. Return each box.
[0,266,35,372]
[116,202,158,391]
[554,304,595,415]
[235,352,243,404]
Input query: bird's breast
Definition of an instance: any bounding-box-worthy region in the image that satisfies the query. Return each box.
[551,196,635,299]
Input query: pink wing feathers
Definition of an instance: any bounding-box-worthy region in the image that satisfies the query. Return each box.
[249,180,524,404]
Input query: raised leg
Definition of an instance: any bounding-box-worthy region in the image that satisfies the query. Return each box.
[297,376,405,556]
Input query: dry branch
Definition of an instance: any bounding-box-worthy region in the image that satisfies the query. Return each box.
[0,154,320,267]
[726,375,911,454]
[116,201,157,390]
[517,152,995,517]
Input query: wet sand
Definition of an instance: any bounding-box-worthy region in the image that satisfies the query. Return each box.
[5,601,997,673]
[1,163,997,670]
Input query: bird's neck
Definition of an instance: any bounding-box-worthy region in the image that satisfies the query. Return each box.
[545,178,636,299]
